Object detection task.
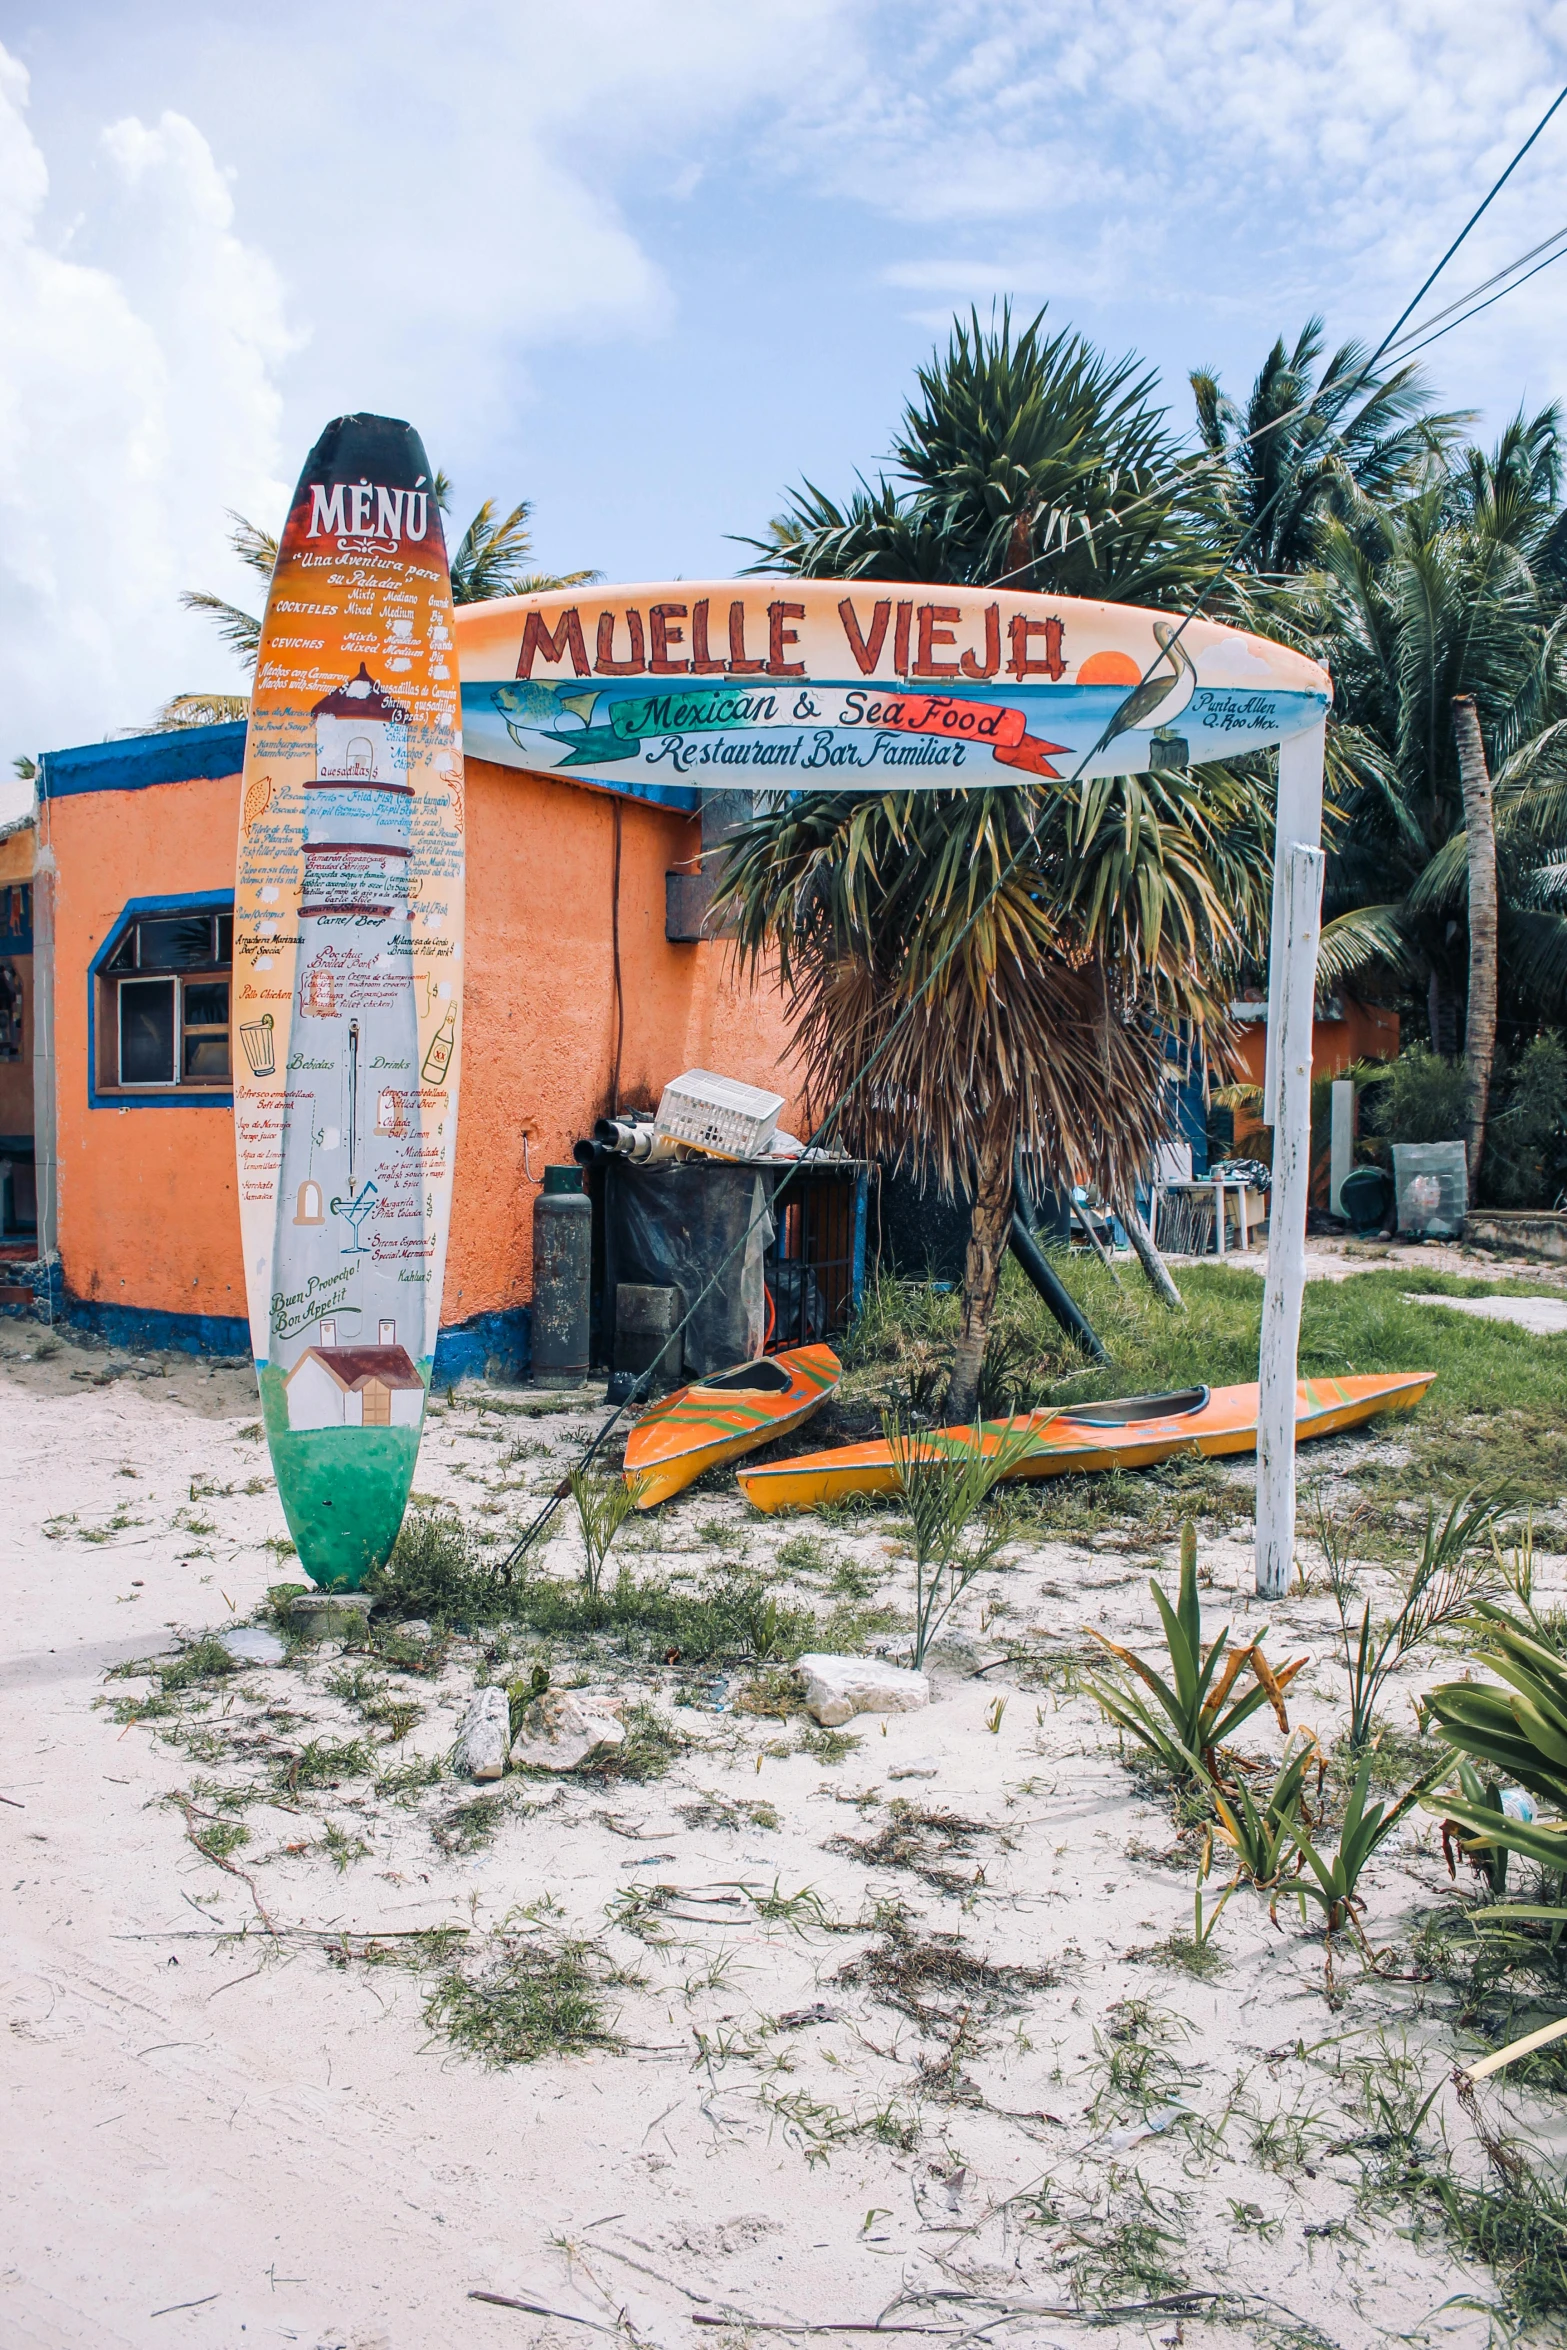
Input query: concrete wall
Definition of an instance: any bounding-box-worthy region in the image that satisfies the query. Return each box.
[38,730,800,1364]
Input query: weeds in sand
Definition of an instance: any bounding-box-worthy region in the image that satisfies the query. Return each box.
[324,1663,382,1705]
[677,1793,779,1834]
[272,1737,373,1795]
[799,1722,861,1763]
[424,1932,630,2066]
[580,1701,684,1783]
[1228,2199,1283,2242]
[362,1695,423,1742]
[1086,1998,1194,2125]
[320,1822,371,1872]
[432,1789,512,1856]
[835,1901,1055,2026]
[1085,1521,1304,1784]
[881,1405,1032,1668]
[735,1667,805,1721]
[827,1801,998,1895]
[1067,2205,1192,2311]
[1319,1488,1506,1754]
[375,1754,444,1805]
[186,1815,250,1864]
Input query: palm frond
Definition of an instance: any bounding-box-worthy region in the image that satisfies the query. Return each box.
[154,692,250,729]
[178,589,262,667]
[1317,904,1417,987]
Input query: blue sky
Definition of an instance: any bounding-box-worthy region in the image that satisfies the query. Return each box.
[2,0,1567,811]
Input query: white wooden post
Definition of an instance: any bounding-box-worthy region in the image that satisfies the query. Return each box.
[1263,721,1326,1116]
[1256,840,1324,1598]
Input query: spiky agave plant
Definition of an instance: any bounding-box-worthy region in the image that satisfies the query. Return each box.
[1084,1521,1306,1783]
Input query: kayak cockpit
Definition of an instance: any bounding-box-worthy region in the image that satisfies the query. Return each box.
[690,1358,797,1396]
[1063,1386,1210,1427]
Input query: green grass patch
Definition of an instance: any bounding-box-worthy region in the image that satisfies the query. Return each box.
[843,1259,1567,1519]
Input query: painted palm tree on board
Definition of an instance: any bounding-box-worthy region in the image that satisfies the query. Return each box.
[728,307,1275,1419]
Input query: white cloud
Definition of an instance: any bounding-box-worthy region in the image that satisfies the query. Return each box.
[770,0,1567,392]
[0,55,291,808]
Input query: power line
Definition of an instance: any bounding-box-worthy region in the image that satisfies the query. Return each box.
[1386,240,1567,363]
[498,78,1567,1571]
[1383,219,1567,352]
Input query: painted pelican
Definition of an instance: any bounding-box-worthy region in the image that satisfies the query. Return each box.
[1105,620,1197,747]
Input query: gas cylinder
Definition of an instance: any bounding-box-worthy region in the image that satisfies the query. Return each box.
[531,1164,592,1386]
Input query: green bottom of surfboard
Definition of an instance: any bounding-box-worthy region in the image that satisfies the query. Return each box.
[259,1364,427,1591]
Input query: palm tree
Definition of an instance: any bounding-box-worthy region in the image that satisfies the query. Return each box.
[726,308,1274,1418]
[744,304,1214,609]
[1189,320,1464,580]
[180,477,598,672]
[1313,410,1567,1061]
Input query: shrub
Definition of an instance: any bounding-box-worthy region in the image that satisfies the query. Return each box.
[1484,1033,1567,1208]
[1361,1044,1467,1148]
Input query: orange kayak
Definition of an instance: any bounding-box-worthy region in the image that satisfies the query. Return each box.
[735,1372,1435,1514]
[624,1344,842,1508]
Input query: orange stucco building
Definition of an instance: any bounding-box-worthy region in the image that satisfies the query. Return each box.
[23,722,801,1373]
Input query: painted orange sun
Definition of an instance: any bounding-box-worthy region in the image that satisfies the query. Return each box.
[1075,650,1143,685]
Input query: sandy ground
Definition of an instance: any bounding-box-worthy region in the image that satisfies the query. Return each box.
[4,1251,1566,2350]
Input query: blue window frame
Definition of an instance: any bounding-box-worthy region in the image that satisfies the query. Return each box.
[89,891,235,1109]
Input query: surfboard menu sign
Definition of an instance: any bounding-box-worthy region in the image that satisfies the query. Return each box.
[454,581,1330,792]
[233,414,464,1591]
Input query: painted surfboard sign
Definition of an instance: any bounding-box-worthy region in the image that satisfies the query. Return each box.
[452,581,1330,795]
[234,414,464,1590]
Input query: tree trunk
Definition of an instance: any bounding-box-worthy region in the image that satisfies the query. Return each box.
[945,1104,1018,1424]
[1122,1198,1185,1311]
[1452,695,1498,1188]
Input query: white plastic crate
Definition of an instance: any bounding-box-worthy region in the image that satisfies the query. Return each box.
[1392,1140,1468,1239]
[653,1068,785,1159]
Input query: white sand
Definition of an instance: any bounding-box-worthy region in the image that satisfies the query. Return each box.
[0,1288,1559,2349]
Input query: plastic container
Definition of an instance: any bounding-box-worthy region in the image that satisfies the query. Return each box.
[653,1068,784,1160]
[531,1164,592,1386]
[1339,1163,1394,1234]
[1392,1141,1468,1240]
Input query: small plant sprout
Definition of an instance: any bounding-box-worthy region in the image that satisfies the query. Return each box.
[985,1696,1008,1736]
[881,1407,1035,1669]
[1192,1833,1237,1953]
[1084,1521,1305,1782]
[1318,1486,1506,1754]
[1286,1752,1444,1969]
[1209,1734,1323,1894]
[568,1465,645,1603]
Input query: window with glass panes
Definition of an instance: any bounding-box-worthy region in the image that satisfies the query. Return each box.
[103,910,233,1087]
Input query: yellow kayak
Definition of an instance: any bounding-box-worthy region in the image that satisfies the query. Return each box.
[624,1344,842,1508]
[735,1372,1435,1514]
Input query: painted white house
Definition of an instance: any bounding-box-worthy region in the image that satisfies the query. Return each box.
[284,1338,425,1431]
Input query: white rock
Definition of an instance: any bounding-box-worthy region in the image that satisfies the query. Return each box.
[218,1626,285,1667]
[457,1685,512,1781]
[510,1688,625,1773]
[793,1652,930,1727]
